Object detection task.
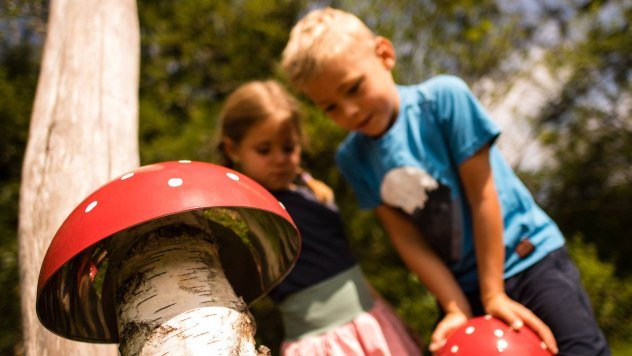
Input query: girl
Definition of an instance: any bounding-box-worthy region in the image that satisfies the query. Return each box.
[217,80,422,355]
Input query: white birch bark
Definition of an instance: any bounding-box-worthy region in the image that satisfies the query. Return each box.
[18,0,139,354]
[110,225,262,356]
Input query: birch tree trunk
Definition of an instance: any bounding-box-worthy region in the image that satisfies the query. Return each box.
[18,0,139,354]
[110,224,259,355]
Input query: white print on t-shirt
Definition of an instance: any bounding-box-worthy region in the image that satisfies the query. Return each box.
[380,166,461,263]
[380,166,439,214]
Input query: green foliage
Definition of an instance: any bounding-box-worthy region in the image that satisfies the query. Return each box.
[567,236,632,352]
[0,2,43,353]
[332,0,529,83]
[0,182,21,355]
[533,3,632,275]
[137,0,306,164]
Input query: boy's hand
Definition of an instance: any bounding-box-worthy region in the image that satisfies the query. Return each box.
[428,311,468,353]
[483,293,558,354]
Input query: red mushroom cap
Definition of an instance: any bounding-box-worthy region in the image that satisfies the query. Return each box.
[36,161,300,343]
[437,316,553,356]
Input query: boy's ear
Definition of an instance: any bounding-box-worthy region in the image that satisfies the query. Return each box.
[375,36,396,70]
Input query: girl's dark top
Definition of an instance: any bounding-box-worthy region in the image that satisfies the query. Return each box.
[268,185,357,303]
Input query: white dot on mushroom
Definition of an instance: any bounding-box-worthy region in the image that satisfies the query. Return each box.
[85,201,98,213]
[178,160,191,163]
[279,202,286,210]
[465,326,475,334]
[450,345,459,353]
[121,172,134,180]
[494,329,504,338]
[168,178,183,187]
[497,339,508,352]
[226,172,239,181]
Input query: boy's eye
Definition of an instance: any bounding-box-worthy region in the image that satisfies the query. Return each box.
[348,78,363,94]
[324,103,337,113]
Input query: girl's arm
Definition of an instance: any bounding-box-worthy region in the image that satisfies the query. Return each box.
[375,204,471,351]
[458,144,558,354]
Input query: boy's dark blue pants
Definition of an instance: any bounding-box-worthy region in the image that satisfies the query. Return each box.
[463,247,610,356]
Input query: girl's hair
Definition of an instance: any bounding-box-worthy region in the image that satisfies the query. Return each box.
[217,80,334,204]
[217,80,304,168]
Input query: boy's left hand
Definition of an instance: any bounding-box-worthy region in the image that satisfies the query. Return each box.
[484,293,558,354]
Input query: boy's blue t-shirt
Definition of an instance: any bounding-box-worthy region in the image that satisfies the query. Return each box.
[335,75,565,293]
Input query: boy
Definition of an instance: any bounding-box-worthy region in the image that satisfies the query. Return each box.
[281,7,609,355]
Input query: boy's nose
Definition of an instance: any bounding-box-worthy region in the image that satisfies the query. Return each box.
[340,102,360,122]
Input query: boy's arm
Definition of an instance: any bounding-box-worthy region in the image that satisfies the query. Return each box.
[458,144,558,354]
[458,145,505,309]
[375,204,471,351]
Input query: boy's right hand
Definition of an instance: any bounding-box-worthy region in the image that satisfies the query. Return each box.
[428,311,468,353]
[484,292,558,354]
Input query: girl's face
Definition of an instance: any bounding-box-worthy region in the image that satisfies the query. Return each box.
[225,115,301,191]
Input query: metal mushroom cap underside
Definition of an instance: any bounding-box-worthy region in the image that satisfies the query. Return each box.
[36,160,301,343]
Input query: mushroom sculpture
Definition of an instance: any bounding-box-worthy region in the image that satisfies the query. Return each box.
[437,316,553,356]
[36,161,301,355]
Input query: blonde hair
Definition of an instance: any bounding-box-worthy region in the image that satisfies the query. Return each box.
[217,80,303,168]
[281,7,376,87]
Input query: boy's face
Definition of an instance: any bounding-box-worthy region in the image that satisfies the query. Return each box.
[300,37,399,137]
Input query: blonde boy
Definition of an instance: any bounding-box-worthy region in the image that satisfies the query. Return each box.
[282,7,609,355]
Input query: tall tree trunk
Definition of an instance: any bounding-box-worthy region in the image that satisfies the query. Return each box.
[18,0,139,354]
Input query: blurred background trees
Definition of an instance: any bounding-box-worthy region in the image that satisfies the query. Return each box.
[1,0,630,354]
[0,1,44,353]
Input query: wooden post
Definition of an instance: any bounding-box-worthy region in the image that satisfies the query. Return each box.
[18,0,139,354]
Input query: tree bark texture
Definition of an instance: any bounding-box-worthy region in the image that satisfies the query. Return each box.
[110,225,259,356]
[18,0,139,354]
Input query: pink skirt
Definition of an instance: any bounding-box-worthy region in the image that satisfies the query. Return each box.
[280,298,422,356]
